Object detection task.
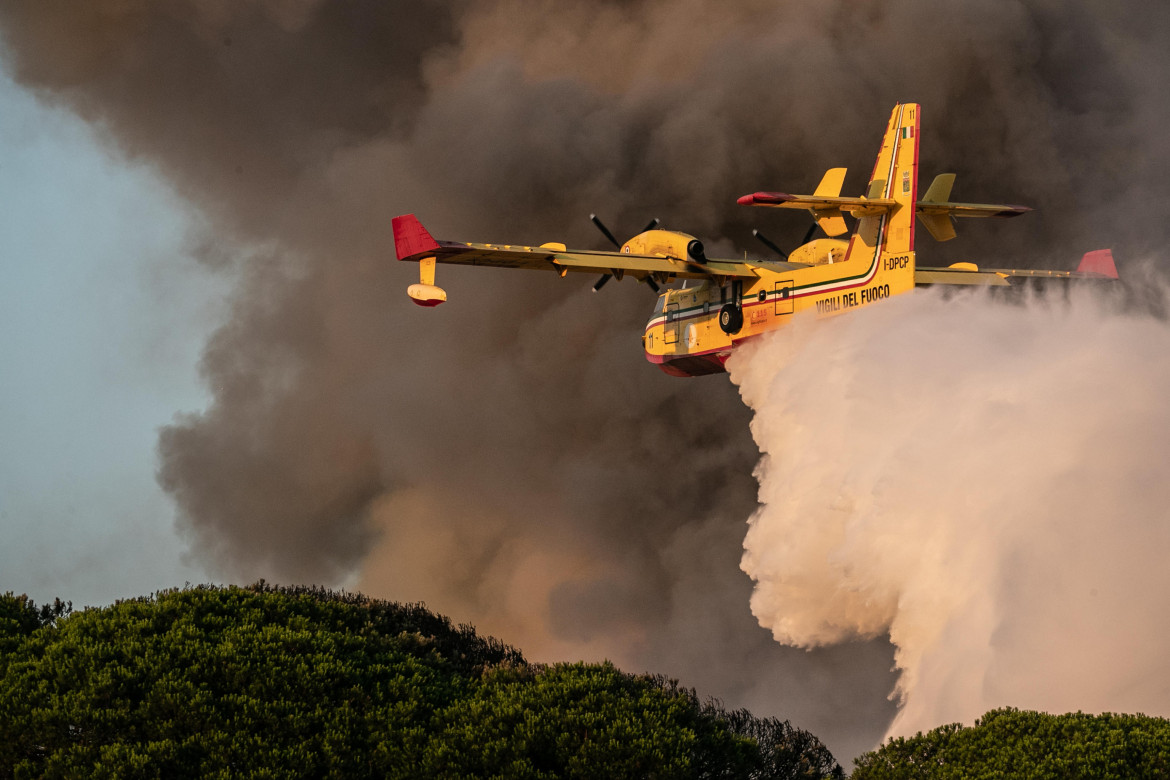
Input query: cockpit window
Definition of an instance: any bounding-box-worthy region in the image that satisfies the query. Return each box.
[653,293,667,315]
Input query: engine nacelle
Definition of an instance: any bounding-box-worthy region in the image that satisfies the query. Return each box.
[407,283,447,306]
[622,229,702,261]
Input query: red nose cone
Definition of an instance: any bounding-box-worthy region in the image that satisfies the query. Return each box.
[737,194,755,206]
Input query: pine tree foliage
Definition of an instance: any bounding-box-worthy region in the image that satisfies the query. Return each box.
[852,707,1170,780]
[0,584,840,779]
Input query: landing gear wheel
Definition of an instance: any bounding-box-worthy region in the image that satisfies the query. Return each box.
[718,303,743,334]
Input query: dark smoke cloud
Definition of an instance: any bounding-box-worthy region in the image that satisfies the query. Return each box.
[4,0,1168,760]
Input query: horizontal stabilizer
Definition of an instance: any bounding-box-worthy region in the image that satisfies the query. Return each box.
[916,202,1031,218]
[1076,249,1118,279]
[736,192,895,221]
[742,167,1031,243]
[913,173,1031,242]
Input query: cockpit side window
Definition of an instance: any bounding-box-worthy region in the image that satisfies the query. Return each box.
[653,293,667,315]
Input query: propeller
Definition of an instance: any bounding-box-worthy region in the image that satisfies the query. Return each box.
[590,213,621,249]
[800,222,820,246]
[752,229,788,261]
[589,215,661,293]
[752,222,822,262]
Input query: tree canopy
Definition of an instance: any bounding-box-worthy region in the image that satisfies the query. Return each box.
[852,707,1170,780]
[0,584,841,779]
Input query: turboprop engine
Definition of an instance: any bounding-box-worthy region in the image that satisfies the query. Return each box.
[621,229,708,266]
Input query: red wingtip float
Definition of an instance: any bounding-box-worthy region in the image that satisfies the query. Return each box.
[393,214,448,306]
[1076,249,1119,279]
[394,103,1119,374]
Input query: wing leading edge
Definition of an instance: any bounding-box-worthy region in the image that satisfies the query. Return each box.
[392,214,767,282]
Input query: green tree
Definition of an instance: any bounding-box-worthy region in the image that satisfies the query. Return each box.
[0,583,841,779]
[851,707,1170,780]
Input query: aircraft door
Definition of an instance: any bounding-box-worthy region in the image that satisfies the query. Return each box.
[774,281,793,315]
[664,302,680,345]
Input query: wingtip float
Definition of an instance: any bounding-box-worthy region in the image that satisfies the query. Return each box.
[395,103,1117,375]
[392,214,447,306]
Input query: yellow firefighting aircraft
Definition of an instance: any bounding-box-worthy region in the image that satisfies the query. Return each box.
[394,103,1118,376]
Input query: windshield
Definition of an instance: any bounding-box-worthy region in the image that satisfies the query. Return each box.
[652,292,668,315]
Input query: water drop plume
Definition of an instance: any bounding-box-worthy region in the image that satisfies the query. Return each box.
[730,282,1170,737]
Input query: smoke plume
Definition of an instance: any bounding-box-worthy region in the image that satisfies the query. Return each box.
[3,0,1169,760]
[730,282,1170,737]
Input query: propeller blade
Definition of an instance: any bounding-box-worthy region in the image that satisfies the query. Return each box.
[752,229,788,261]
[590,214,621,249]
[640,218,661,233]
[800,223,819,246]
[592,273,612,292]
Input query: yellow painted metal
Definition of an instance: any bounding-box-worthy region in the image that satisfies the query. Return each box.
[419,256,436,286]
[814,168,848,197]
[922,173,956,203]
[914,268,1010,286]
[788,238,848,266]
[918,212,957,242]
[811,168,849,236]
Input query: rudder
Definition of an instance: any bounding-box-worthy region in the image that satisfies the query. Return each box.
[843,103,919,296]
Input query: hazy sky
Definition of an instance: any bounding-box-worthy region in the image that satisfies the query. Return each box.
[0,67,225,606]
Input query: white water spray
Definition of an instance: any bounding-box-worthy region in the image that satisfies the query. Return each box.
[728,284,1170,739]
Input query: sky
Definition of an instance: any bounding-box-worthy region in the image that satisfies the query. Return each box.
[0,67,224,606]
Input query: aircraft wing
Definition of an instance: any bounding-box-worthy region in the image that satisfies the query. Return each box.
[393,214,763,281]
[915,250,1119,286]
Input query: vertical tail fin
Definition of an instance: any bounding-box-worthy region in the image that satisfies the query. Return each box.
[844,103,919,293]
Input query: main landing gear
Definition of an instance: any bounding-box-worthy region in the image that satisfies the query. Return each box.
[718,303,743,334]
[718,279,744,335]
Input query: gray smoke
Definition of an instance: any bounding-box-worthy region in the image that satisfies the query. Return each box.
[3,0,1167,761]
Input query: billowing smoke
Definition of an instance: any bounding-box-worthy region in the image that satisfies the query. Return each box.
[730,281,1170,737]
[3,0,1169,760]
